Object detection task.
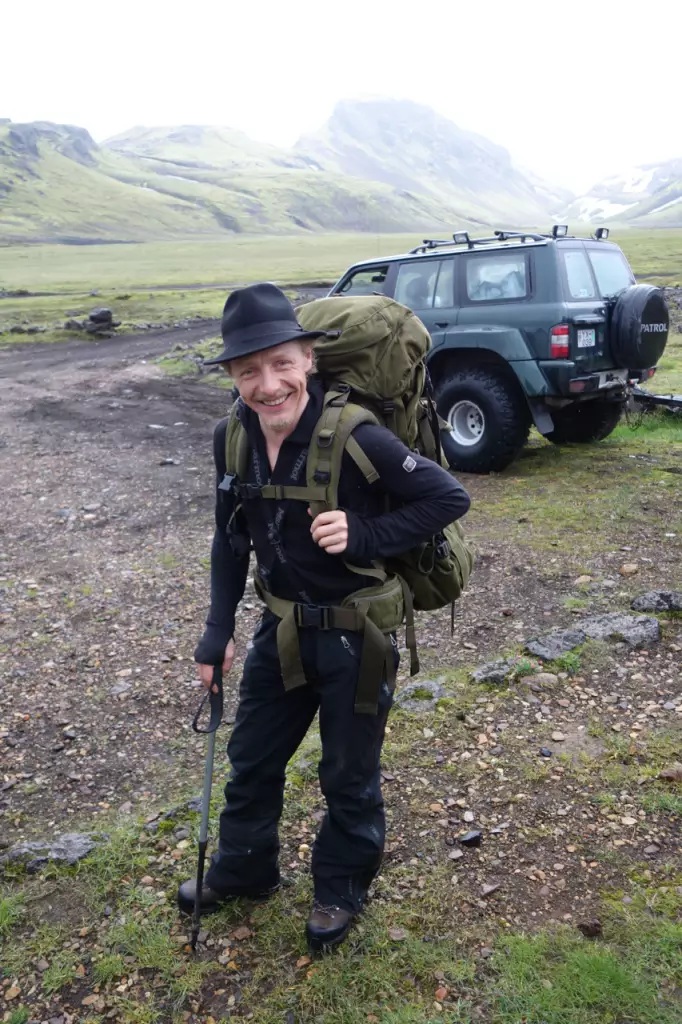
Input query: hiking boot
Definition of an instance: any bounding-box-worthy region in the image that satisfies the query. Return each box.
[306,902,354,952]
[177,878,279,915]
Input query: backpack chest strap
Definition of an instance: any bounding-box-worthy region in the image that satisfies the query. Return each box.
[242,482,328,502]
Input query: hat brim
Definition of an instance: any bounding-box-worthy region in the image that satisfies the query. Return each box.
[204,324,327,365]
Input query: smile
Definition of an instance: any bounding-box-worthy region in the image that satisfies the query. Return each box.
[260,394,291,408]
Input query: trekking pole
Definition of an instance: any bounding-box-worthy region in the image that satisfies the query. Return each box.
[190,664,223,951]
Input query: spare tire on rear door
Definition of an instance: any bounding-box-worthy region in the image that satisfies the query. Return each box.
[610,284,669,370]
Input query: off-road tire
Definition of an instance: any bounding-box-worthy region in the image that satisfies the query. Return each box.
[546,399,623,444]
[434,366,531,473]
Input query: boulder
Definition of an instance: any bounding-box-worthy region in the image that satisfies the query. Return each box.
[0,832,102,873]
[581,612,660,648]
[394,679,445,712]
[525,628,586,661]
[631,591,682,613]
[470,658,516,685]
[526,613,660,661]
[89,307,113,324]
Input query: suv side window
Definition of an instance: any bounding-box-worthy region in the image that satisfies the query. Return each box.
[394,260,443,309]
[464,254,528,302]
[337,265,389,295]
[561,250,597,299]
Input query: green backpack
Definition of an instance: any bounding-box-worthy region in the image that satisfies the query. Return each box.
[225,295,474,713]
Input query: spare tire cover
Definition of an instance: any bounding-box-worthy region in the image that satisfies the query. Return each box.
[610,284,669,370]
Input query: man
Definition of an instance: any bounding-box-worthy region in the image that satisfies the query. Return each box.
[178,282,470,951]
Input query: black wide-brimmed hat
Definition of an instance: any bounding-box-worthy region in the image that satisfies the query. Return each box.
[204,282,327,364]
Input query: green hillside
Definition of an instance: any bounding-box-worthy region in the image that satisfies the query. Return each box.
[0,122,223,241]
[104,123,308,171]
[1,120,480,242]
[0,103,577,244]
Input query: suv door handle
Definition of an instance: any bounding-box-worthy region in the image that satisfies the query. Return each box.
[434,321,449,328]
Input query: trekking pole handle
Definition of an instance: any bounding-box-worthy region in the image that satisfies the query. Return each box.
[192,665,224,734]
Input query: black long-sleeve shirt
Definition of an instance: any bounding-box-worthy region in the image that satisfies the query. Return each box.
[194,380,470,664]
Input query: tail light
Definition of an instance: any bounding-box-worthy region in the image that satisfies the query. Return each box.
[550,324,569,358]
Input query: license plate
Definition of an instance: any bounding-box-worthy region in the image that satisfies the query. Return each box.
[577,328,596,348]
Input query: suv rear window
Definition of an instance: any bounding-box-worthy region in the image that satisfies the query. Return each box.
[465,254,528,302]
[587,249,634,297]
[561,248,635,299]
[338,265,389,295]
[562,250,597,299]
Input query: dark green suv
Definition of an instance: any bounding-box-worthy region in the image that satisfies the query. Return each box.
[329,227,670,472]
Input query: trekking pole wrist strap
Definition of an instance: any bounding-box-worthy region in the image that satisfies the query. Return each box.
[192,665,224,734]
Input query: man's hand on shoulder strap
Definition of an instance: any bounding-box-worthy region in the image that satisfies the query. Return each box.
[309,508,348,555]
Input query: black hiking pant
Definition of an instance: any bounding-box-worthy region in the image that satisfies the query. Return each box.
[204,610,397,913]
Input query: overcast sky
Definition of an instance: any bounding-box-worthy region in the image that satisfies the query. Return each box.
[3,0,681,194]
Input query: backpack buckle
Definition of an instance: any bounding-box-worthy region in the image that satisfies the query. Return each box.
[313,469,331,484]
[317,429,334,448]
[382,400,396,415]
[436,534,451,560]
[240,482,262,499]
[295,604,331,629]
[218,473,237,493]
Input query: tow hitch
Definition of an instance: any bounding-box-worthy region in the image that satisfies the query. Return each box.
[630,384,682,413]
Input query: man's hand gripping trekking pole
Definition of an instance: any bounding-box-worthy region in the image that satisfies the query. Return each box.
[190,663,224,951]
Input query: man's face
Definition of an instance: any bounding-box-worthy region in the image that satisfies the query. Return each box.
[228,341,313,435]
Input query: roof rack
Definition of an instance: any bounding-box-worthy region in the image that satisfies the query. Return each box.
[409,229,547,254]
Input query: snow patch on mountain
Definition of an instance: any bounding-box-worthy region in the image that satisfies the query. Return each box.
[649,195,682,215]
[601,168,656,194]
[571,197,638,221]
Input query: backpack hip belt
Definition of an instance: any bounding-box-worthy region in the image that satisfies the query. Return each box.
[253,571,415,715]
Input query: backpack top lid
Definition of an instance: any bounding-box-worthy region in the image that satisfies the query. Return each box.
[297,294,431,402]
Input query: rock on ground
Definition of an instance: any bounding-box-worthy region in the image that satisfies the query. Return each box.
[526,614,660,660]
[0,832,102,873]
[393,679,445,712]
[525,629,587,661]
[581,612,660,648]
[632,590,682,612]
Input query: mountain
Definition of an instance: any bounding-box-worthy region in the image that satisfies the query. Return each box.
[0,104,574,243]
[104,124,309,173]
[0,121,223,242]
[563,158,682,226]
[0,119,478,242]
[295,98,568,225]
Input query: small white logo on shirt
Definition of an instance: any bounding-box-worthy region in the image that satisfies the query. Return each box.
[402,455,417,473]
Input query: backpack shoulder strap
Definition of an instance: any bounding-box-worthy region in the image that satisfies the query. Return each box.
[306,389,379,517]
[224,399,249,479]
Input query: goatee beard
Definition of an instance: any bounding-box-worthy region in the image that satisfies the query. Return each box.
[260,414,295,434]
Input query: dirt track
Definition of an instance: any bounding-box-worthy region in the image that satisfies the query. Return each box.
[2,323,682,1024]
[2,329,681,852]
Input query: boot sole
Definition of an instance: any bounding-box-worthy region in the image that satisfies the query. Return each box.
[177,885,279,916]
[306,922,353,954]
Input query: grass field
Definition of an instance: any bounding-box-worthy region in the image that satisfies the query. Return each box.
[1,228,681,296]
[1,228,681,355]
